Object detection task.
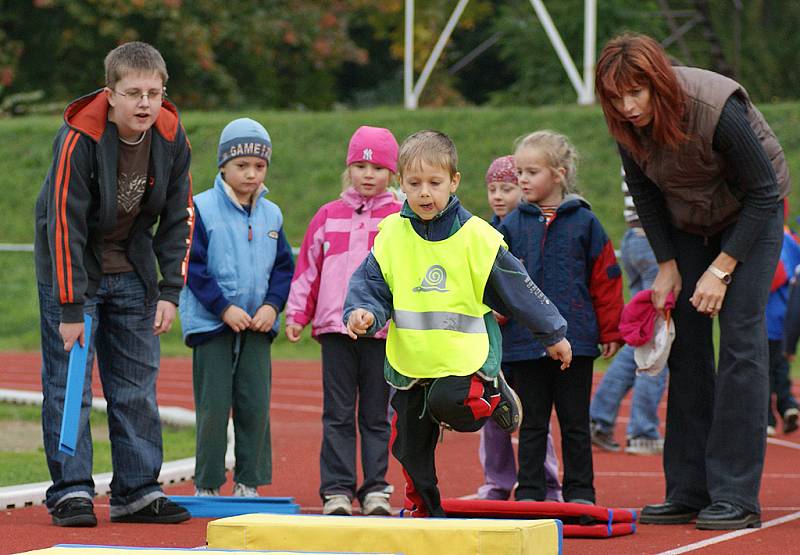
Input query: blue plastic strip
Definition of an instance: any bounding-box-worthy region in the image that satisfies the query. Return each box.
[632,509,638,522]
[607,509,613,536]
[556,519,563,554]
[59,314,92,456]
[167,495,300,518]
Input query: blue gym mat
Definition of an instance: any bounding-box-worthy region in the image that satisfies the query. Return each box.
[168,495,300,518]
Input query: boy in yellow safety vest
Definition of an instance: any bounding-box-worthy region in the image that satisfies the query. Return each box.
[344,130,572,517]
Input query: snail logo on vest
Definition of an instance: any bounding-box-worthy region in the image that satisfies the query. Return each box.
[362,148,373,161]
[413,265,449,293]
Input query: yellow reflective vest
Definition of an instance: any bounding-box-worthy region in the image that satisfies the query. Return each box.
[373,213,505,378]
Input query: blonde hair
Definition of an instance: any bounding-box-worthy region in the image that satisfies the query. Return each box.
[398,130,458,178]
[513,130,579,194]
[340,167,397,191]
[104,41,169,88]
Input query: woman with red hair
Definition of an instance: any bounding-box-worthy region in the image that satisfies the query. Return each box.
[595,33,789,531]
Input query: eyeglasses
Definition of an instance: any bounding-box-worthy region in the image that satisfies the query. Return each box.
[112,88,167,103]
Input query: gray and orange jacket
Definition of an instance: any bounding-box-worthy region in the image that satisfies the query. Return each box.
[34,90,194,323]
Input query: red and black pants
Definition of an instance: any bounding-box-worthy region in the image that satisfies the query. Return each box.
[390,373,500,517]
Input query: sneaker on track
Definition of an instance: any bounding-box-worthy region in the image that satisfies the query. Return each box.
[110,497,191,524]
[590,421,621,452]
[194,487,220,496]
[624,437,664,455]
[323,494,352,515]
[492,372,523,433]
[783,408,799,434]
[361,491,392,515]
[51,497,97,527]
[232,482,259,497]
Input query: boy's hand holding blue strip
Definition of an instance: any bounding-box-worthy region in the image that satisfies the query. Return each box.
[59,314,92,456]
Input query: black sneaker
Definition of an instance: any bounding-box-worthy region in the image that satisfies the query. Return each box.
[51,497,97,527]
[783,408,799,434]
[590,421,621,452]
[110,497,191,524]
[491,372,523,433]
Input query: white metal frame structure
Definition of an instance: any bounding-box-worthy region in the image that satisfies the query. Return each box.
[404,0,597,109]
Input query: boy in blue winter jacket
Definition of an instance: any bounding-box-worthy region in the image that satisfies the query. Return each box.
[344,130,571,518]
[179,118,295,497]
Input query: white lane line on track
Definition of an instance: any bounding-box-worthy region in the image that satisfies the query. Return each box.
[592,471,800,479]
[653,510,800,555]
[768,437,800,449]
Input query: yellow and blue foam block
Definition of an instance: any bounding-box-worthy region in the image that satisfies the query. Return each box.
[16,546,398,555]
[207,513,562,555]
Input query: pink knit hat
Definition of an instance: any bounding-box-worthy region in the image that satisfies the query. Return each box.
[485,155,518,185]
[346,126,399,173]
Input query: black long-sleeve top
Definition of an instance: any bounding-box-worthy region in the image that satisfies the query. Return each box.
[620,95,782,263]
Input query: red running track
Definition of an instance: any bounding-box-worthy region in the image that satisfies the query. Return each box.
[1,352,799,554]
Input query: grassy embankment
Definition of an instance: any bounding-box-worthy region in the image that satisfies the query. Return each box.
[0,402,195,486]
[1,103,799,361]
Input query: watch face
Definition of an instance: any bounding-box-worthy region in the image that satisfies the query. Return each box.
[722,274,732,284]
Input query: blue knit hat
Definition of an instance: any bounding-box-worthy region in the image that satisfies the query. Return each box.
[217,118,272,167]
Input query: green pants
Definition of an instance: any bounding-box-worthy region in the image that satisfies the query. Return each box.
[192,330,272,489]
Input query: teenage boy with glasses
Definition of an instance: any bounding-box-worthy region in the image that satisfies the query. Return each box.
[34,41,193,527]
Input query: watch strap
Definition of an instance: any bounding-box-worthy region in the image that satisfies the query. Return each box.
[708,265,732,284]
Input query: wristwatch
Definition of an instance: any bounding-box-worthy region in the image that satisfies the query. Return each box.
[708,265,732,285]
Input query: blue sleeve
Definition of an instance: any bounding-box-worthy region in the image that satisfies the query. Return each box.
[186,208,231,317]
[264,227,295,312]
[343,251,393,336]
[784,266,800,355]
[483,247,567,346]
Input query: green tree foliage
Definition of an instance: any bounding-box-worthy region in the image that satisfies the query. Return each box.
[707,0,800,102]
[1,0,365,109]
[314,0,496,106]
[488,0,667,106]
[1,0,799,109]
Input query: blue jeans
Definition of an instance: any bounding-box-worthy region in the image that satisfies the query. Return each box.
[39,273,165,516]
[590,227,668,440]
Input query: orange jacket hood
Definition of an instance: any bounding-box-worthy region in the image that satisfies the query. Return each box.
[63,89,180,143]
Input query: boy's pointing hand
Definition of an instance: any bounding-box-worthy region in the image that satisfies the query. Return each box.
[346,309,375,339]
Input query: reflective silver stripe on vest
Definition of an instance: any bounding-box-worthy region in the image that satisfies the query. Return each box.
[393,310,486,333]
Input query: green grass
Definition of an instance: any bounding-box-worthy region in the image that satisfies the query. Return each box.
[0,402,196,486]
[3,103,800,362]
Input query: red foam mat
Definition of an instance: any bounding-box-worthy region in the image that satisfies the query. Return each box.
[563,522,636,538]
[440,498,637,538]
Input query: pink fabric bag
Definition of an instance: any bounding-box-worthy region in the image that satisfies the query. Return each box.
[619,289,675,347]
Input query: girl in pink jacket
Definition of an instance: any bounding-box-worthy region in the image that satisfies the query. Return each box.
[285,126,401,516]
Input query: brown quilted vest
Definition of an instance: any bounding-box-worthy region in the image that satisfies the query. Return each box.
[629,67,790,236]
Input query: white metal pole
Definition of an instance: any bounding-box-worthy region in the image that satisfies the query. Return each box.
[582,0,596,105]
[528,0,585,101]
[404,0,416,109]
[412,0,470,101]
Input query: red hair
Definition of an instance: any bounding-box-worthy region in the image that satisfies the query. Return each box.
[595,34,689,159]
